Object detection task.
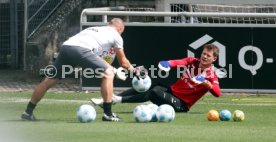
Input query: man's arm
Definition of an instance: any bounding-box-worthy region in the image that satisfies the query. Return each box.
[114,48,134,71]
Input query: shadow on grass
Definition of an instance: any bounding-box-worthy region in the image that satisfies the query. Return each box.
[3,118,77,123]
[3,119,47,122]
[187,111,204,114]
[117,111,132,114]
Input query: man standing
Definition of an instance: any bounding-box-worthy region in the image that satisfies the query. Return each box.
[21,18,134,121]
[92,44,221,112]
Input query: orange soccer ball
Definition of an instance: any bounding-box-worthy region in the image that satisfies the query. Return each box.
[207,109,220,121]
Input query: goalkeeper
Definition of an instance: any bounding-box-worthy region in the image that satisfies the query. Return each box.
[91,44,221,112]
[21,18,135,121]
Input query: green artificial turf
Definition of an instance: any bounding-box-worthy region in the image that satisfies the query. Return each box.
[0,92,275,142]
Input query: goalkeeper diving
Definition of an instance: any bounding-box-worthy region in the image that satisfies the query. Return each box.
[91,44,221,112]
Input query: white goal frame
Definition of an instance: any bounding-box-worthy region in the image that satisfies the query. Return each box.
[80,10,276,29]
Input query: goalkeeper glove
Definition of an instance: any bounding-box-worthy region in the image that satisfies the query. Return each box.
[113,67,127,81]
[192,75,213,89]
[191,75,206,84]
[158,61,171,72]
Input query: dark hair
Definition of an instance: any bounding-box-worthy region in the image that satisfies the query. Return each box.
[203,44,219,57]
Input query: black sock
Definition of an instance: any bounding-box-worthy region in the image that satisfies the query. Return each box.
[25,102,36,115]
[103,102,112,116]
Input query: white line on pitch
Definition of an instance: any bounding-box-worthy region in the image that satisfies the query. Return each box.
[197,102,276,106]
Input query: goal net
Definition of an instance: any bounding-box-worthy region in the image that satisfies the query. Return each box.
[171,4,276,24]
[81,2,276,26]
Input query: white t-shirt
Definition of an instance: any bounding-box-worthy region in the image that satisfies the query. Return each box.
[63,26,123,64]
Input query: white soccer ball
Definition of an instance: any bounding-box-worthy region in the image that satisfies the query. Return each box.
[156,104,175,122]
[233,110,245,122]
[132,76,152,93]
[133,105,152,123]
[147,103,159,122]
[77,104,96,123]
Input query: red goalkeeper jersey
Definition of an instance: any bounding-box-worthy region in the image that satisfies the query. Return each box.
[168,57,221,110]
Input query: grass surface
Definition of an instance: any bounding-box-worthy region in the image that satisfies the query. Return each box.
[0,92,276,142]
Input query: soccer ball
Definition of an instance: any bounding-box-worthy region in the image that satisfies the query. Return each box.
[133,105,152,122]
[156,104,175,122]
[147,103,159,122]
[77,104,96,123]
[233,110,245,122]
[207,109,220,121]
[219,109,231,121]
[132,76,152,93]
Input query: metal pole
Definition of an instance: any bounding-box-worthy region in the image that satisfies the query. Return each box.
[10,0,18,68]
[102,15,108,23]
[23,0,28,70]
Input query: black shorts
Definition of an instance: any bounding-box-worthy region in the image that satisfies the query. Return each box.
[50,45,108,79]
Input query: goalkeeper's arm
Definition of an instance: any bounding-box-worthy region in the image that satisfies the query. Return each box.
[192,75,221,97]
[158,58,192,72]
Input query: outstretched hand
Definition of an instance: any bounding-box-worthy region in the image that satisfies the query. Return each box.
[191,75,212,89]
[158,61,171,72]
[192,76,206,84]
